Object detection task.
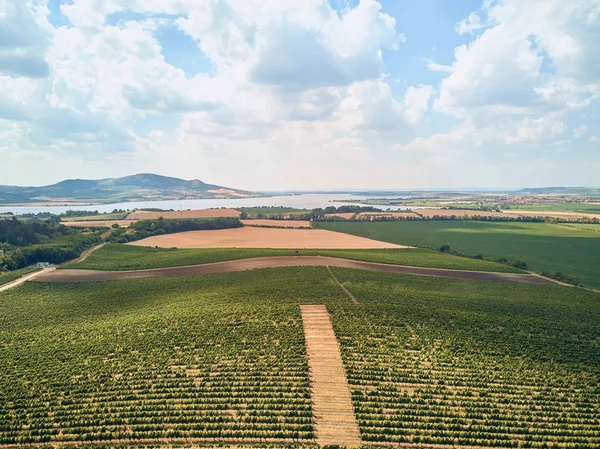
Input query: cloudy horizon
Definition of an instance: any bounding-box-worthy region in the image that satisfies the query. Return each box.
[1,0,599,190]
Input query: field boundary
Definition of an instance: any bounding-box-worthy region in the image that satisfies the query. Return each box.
[300,305,362,447]
[35,256,560,285]
[326,265,359,304]
[0,267,52,293]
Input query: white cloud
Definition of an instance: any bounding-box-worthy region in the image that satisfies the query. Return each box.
[573,125,588,139]
[403,85,436,125]
[456,12,484,35]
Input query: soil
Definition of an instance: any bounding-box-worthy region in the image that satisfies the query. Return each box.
[126,208,241,220]
[127,227,407,249]
[35,256,557,285]
[300,305,362,447]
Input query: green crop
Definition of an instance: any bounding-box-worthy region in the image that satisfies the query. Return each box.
[316,221,600,289]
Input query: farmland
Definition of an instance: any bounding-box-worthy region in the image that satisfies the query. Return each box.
[1,267,599,447]
[72,244,519,273]
[316,221,600,289]
[128,226,406,249]
[0,266,39,286]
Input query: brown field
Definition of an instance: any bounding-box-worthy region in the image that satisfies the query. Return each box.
[242,219,312,228]
[62,220,133,227]
[126,208,241,220]
[128,226,407,249]
[503,210,600,220]
[416,209,509,218]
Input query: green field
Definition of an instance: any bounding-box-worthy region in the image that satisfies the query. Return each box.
[72,243,520,273]
[1,268,598,447]
[61,212,129,222]
[504,202,600,213]
[316,221,600,289]
[0,266,40,286]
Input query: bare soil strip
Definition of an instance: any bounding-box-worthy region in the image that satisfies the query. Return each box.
[300,305,362,447]
[326,265,359,305]
[34,256,558,285]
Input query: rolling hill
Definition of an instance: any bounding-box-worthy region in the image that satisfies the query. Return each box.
[0,174,263,205]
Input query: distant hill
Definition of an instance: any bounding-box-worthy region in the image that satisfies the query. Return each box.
[516,187,600,196]
[0,174,263,205]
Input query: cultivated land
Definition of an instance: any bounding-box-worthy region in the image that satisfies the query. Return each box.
[73,244,521,273]
[1,267,598,447]
[0,267,40,287]
[241,219,312,228]
[39,257,550,284]
[62,220,131,227]
[129,227,408,249]
[127,208,241,220]
[316,220,600,289]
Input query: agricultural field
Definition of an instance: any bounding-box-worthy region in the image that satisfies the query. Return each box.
[316,221,600,289]
[72,244,318,270]
[241,219,313,228]
[1,267,598,447]
[61,212,129,222]
[127,209,241,220]
[330,268,600,447]
[237,206,308,216]
[503,202,600,213]
[0,266,40,286]
[128,226,406,249]
[72,244,520,273]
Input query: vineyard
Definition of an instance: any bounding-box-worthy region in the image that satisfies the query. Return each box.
[330,268,600,448]
[73,244,518,273]
[0,266,598,448]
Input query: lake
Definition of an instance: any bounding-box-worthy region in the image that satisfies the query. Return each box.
[0,193,414,215]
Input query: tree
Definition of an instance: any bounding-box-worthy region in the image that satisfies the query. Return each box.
[239,212,248,220]
[439,244,450,253]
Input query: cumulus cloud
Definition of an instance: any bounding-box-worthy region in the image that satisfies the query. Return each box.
[573,125,588,139]
[0,0,50,78]
[456,12,484,35]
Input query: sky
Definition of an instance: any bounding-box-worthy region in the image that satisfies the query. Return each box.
[1,0,599,190]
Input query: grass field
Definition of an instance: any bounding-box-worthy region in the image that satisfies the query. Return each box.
[0,266,40,286]
[61,212,129,222]
[504,202,600,213]
[316,221,600,289]
[72,243,520,273]
[1,268,598,447]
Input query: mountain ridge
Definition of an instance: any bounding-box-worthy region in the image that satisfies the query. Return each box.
[0,174,263,205]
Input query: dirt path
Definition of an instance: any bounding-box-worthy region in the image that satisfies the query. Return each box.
[0,267,55,293]
[326,265,359,304]
[76,243,107,263]
[34,256,559,285]
[300,305,362,447]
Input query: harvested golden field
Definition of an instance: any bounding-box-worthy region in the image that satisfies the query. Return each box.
[242,219,312,228]
[128,226,407,249]
[357,211,420,220]
[415,209,508,218]
[126,208,241,220]
[503,210,600,220]
[62,220,133,227]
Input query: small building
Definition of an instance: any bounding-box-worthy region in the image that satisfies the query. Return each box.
[37,262,50,267]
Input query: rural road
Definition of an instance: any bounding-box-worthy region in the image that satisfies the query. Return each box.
[0,267,57,293]
[33,256,558,285]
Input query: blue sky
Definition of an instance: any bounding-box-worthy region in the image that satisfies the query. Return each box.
[1,0,599,189]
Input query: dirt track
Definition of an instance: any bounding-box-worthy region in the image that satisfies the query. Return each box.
[34,256,557,285]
